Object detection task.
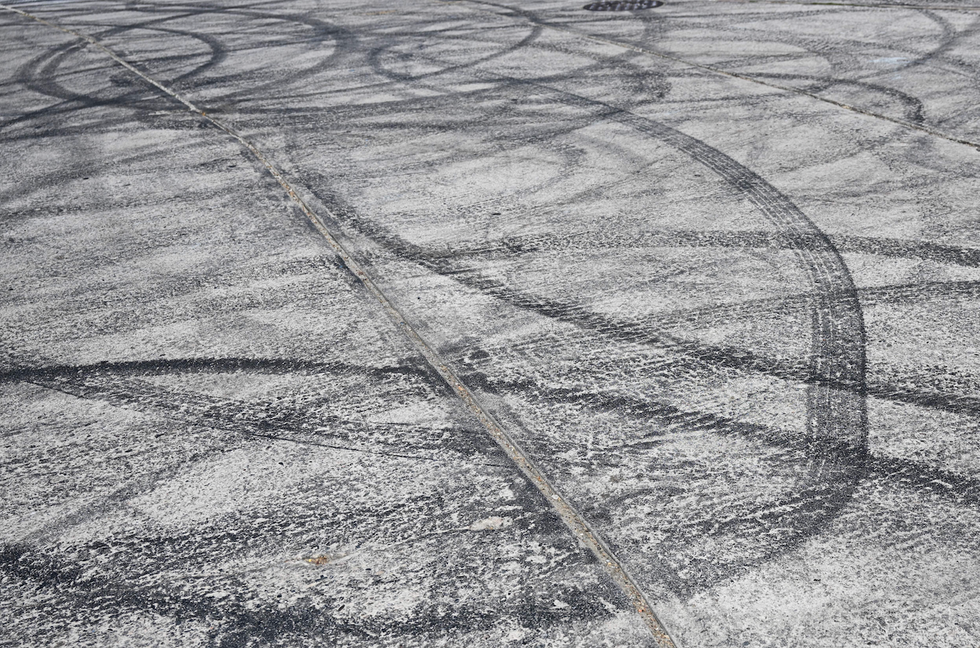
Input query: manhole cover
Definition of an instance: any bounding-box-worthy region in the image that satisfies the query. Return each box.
[583,0,663,10]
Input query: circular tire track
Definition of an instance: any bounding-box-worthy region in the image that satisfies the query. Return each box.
[12,4,351,117]
[308,24,870,589]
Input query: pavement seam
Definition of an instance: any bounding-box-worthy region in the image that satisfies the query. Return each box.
[453,0,980,152]
[0,4,678,646]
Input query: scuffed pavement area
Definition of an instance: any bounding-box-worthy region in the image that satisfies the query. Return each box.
[2,0,980,646]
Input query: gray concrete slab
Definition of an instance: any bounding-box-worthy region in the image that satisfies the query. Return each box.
[2,0,979,646]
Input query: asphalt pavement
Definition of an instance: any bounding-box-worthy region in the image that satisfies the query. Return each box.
[2,0,980,646]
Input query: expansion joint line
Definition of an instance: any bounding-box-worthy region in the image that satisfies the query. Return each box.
[454,0,980,152]
[0,4,677,647]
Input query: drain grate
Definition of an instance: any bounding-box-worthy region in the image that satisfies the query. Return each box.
[583,1,663,10]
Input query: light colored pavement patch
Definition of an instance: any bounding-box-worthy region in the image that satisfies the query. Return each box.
[2,0,979,646]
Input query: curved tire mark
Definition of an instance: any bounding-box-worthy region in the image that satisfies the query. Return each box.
[463,0,980,150]
[316,50,870,590]
[0,6,678,646]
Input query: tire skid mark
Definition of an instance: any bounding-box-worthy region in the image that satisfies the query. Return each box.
[2,541,607,645]
[458,0,980,150]
[0,356,422,379]
[314,37,870,466]
[361,13,670,106]
[338,21,873,593]
[455,308,980,421]
[337,20,973,448]
[355,16,660,108]
[440,262,975,421]
[15,32,172,111]
[457,370,867,597]
[456,368,978,594]
[1,355,494,545]
[609,111,866,469]
[323,215,871,600]
[459,371,980,508]
[3,261,356,336]
[453,277,979,334]
[99,19,229,85]
[85,1,355,105]
[0,533,617,646]
[744,1,980,11]
[339,22,868,468]
[36,494,574,588]
[0,6,678,646]
[299,19,874,606]
[655,3,967,96]
[862,8,961,76]
[427,228,980,269]
[648,280,980,330]
[2,358,504,465]
[615,8,934,125]
[0,93,136,135]
[9,444,246,546]
[0,544,376,644]
[12,1,352,113]
[334,104,870,449]
[754,72,925,124]
[364,22,546,86]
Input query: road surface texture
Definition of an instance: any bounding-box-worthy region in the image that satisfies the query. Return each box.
[2,0,979,646]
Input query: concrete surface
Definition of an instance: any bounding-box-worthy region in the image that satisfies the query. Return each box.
[2,0,979,646]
